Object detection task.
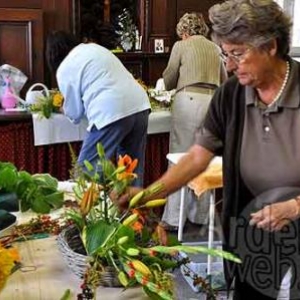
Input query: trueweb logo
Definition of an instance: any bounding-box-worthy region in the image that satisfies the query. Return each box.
[227,186,300,299]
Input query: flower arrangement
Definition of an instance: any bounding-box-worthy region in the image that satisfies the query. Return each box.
[63,143,240,300]
[29,89,64,119]
[136,78,173,111]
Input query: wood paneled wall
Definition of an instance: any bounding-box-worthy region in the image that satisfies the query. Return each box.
[0,0,222,90]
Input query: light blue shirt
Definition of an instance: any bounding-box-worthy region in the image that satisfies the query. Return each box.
[56,43,151,131]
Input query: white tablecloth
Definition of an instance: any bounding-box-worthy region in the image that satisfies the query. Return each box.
[32,110,171,146]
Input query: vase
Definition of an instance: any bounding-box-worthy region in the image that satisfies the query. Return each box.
[57,225,122,287]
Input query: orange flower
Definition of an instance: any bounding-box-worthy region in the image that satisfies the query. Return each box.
[132,209,145,223]
[117,155,138,180]
[80,182,98,216]
[130,209,145,233]
[155,224,168,246]
[131,221,143,233]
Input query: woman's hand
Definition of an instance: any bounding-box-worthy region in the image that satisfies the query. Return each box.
[110,187,143,211]
[249,199,299,231]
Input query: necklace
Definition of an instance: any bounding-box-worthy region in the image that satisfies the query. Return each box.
[268,60,290,107]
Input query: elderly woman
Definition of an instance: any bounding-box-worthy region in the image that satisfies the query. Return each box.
[119,0,300,299]
[160,12,227,232]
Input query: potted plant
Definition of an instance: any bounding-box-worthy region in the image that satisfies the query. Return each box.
[59,144,240,300]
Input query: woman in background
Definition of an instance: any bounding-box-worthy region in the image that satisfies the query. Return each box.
[160,12,227,232]
[46,31,151,186]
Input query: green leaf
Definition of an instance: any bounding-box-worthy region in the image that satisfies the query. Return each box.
[17,171,33,182]
[43,191,64,209]
[85,220,117,255]
[149,245,241,263]
[32,173,58,188]
[143,287,165,300]
[20,198,31,212]
[31,195,51,214]
[114,225,135,246]
[0,162,16,172]
[65,210,85,230]
[0,166,18,191]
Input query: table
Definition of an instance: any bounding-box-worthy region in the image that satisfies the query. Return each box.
[1,207,150,300]
[0,110,170,186]
[32,111,171,146]
[1,237,149,300]
[166,153,223,276]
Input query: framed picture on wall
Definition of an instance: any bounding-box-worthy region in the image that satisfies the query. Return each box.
[154,39,164,53]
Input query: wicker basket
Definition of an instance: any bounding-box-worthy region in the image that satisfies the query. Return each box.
[57,225,122,287]
[57,225,89,278]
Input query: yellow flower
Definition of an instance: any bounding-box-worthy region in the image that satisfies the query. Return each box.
[52,92,64,108]
[0,246,14,291]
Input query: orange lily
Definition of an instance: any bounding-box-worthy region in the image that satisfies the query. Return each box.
[130,209,145,233]
[80,182,98,216]
[131,221,143,233]
[154,224,168,246]
[117,155,138,180]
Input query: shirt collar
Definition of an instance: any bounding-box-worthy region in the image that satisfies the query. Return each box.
[245,59,300,109]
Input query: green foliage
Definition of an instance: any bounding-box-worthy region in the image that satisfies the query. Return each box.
[65,143,240,300]
[0,162,64,214]
[85,220,117,255]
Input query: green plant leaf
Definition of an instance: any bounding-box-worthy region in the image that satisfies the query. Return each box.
[143,287,165,300]
[65,210,85,230]
[149,245,241,263]
[43,191,64,208]
[31,195,51,214]
[32,173,58,188]
[19,197,31,212]
[0,166,18,191]
[85,220,117,255]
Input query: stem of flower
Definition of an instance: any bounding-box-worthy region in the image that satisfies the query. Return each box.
[108,250,120,272]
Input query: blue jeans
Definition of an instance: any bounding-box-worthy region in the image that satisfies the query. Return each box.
[78,110,150,187]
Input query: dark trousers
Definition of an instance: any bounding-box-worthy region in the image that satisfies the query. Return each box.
[78,110,149,187]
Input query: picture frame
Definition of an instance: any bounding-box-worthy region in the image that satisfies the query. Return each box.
[154,39,164,53]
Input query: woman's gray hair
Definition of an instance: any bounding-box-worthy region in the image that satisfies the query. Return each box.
[176,12,209,38]
[209,0,292,58]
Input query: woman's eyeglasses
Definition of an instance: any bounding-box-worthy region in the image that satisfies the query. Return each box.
[220,48,252,64]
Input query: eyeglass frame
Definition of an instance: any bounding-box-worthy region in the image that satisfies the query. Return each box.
[220,47,253,64]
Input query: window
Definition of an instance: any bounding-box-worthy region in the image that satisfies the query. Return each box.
[274,0,300,56]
